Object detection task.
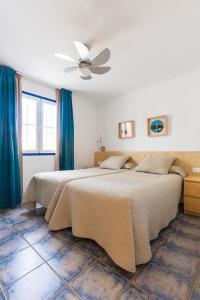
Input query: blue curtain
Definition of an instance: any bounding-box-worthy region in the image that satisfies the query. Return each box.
[0,66,21,208]
[60,88,74,170]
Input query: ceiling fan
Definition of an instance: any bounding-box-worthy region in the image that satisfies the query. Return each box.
[54,41,111,80]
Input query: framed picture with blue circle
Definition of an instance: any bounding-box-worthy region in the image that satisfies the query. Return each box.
[147,115,168,137]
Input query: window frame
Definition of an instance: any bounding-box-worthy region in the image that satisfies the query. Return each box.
[22,91,56,156]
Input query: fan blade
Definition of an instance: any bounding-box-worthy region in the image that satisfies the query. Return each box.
[91,48,110,66]
[80,75,92,80]
[64,66,79,73]
[91,66,111,75]
[74,41,90,62]
[54,53,78,64]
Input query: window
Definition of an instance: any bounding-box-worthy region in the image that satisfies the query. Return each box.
[22,92,56,154]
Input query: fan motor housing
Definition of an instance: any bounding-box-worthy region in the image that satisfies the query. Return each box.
[79,62,91,77]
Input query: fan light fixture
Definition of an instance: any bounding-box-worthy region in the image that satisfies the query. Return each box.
[79,64,91,78]
[54,41,111,80]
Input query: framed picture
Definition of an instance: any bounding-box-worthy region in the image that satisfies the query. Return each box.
[118,120,135,139]
[147,115,168,137]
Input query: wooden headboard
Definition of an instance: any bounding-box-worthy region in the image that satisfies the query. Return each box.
[94,151,200,176]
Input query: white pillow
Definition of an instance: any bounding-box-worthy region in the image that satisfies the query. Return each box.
[99,156,130,170]
[135,156,175,175]
[169,165,186,178]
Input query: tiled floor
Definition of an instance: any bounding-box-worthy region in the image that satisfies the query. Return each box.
[0,206,199,300]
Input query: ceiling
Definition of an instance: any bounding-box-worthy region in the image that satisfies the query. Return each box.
[0,0,200,98]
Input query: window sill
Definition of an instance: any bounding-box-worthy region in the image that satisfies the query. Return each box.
[23,153,56,156]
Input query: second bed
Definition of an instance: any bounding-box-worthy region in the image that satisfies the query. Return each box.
[67,170,183,272]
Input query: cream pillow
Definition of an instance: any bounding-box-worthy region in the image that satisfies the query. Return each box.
[99,156,130,170]
[123,162,136,169]
[169,165,186,178]
[135,156,175,175]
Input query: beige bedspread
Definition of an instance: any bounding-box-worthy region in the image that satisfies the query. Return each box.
[22,167,126,229]
[68,171,182,272]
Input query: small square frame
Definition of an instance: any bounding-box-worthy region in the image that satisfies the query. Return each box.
[147,115,168,137]
[118,120,135,139]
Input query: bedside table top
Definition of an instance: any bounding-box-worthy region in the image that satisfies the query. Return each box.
[184,176,200,183]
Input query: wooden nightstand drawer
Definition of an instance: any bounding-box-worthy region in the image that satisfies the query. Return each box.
[184,196,200,215]
[184,181,200,198]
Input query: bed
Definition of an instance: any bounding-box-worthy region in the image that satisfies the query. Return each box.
[23,151,196,272]
[22,167,127,228]
[67,170,183,272]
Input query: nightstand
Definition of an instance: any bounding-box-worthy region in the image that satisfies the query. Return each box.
[184,176,200,216]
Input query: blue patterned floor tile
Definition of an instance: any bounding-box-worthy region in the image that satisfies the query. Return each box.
[100,254,136,280]
[166,232,200,257]
[182,221,200,231]
[7,264,64,300]
[0,217,10,229]
[153,244,200,278]
[3,207,30,224]
[33,232,73,261]
[175,222,200,239]
[158,224,175,241]
[3,206,46,225]
[15,216,45,233]
[0,209,197,300]
[0,247,44,286]
[23,207,47,220]
[51,228,78,242]
[22,222,50,245]
[197,274,200,285]
[0,288,5,300]
[29,206,47,216]
[179,214,200,227]
[135,262,191,300]
[48,244,93,282]
[119,285,150,300]
[75,238,106,259]
[0,226,17,244]
[171,216,182,227]
[54,287,80,300]
[191,283,200,300]
[0,235,29,262]
[150,239,163,256]
[71,261,127,300]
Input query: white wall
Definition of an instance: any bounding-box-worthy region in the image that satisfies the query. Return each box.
[23,155,55,191]
[22,69,200,190]
[73,93,97,169]
[22,78,97,190]
[97,70,200,151]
